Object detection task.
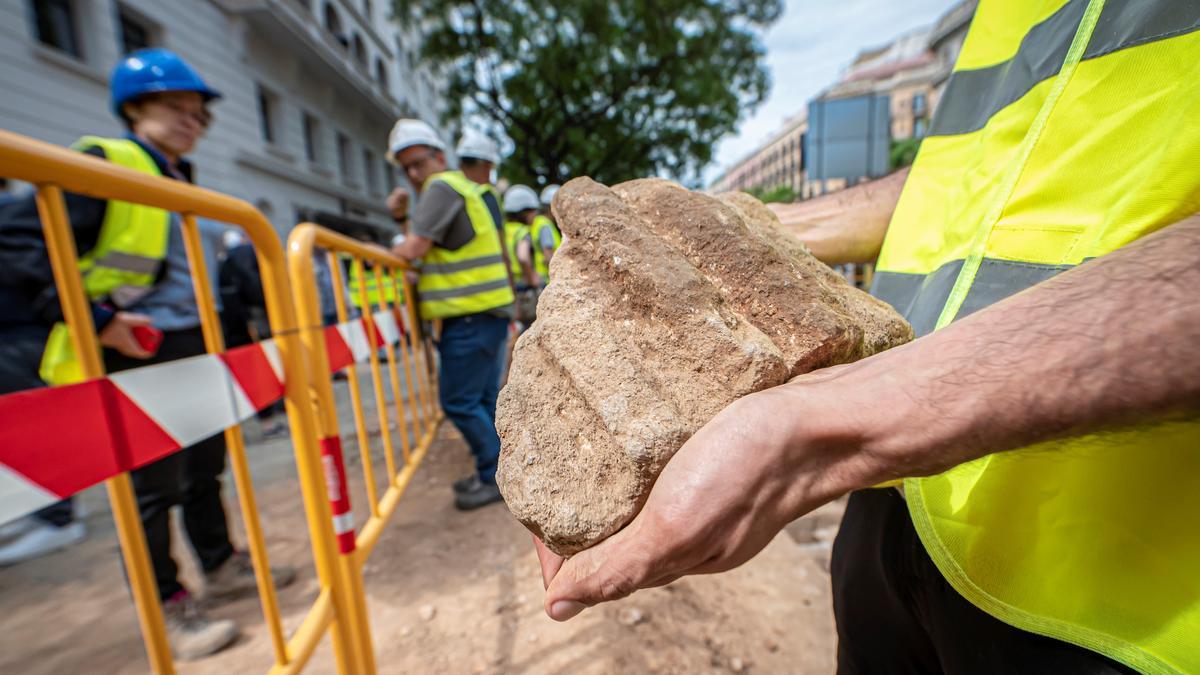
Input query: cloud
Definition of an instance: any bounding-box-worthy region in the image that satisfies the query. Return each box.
[705,0,955,184]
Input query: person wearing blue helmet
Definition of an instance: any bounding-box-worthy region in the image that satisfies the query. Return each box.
[0,48,292,660]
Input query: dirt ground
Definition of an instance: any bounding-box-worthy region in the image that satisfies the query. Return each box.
[0,374,843,674]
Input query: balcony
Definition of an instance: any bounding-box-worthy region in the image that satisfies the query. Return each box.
[214,0,404,122]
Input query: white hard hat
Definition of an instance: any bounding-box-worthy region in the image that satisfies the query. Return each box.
[455,130,500,165]
[387,118,445,164]
[540,184,561,207]
[504,184,540,213]
[222,229,246,249]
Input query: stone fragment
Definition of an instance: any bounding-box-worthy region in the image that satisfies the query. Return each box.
[496,178,911,556]
[617,607,647,626]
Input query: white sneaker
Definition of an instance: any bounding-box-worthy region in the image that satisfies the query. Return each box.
[0,521,86,565]
[163,593,239,660]
[0,516,39,541]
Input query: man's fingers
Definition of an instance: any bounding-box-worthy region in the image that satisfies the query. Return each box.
[532,535,564,590]
[543,524,657,622]
[123,312,153,327]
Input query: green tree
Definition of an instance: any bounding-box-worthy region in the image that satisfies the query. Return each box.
[890,137,922,170]
[746,184,796,204]
[393,0,782,187]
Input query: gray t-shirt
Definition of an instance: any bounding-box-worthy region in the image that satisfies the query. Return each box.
[538,221,559,250]
[411,181,475,250]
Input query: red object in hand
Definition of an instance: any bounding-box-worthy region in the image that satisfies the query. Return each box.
[132,325,163,355]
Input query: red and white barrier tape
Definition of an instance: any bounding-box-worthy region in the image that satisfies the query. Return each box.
[0,311,407,524]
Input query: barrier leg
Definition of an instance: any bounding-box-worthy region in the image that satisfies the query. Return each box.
[181,214,288,665]
[35,185,175,673]
[328,257,381,516]
[107,475,177,674]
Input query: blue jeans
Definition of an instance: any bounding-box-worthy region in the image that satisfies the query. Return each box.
[435,313,509,484]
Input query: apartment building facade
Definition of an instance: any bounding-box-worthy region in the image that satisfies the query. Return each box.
[1,0,451,239]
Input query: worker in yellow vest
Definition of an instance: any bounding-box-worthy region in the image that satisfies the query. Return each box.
[532,184,562,283]
[501,184,542,323]
[530,4,1200,673]
[0,49,293,660]
[455,130,517,293]
[387,119,515,511]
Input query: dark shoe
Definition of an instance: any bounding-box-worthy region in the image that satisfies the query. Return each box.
[260,419,288,439]
[163,592,238,660]
[204,551,296,601]
[453,474,481,494]
[454,479,503,511]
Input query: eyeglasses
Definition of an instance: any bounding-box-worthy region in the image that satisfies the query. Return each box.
[159,98,213,130]
[400,149,438,175]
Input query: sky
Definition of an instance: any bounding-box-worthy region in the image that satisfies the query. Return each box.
[703,0,956,185]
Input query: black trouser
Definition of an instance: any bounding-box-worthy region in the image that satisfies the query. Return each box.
[831,489,1137,674]
[105,327,234,600]
[0,327,74,527]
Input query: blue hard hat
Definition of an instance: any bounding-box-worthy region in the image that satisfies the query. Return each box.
[110,48,222,117]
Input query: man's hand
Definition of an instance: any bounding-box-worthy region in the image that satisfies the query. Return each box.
[386,187,410,224]
[98,311,155,359]
[537,377,886,620]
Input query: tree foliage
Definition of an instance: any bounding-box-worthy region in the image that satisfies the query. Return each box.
[890,138,922,170]
[393,0,782,187]
[746,184,796,204]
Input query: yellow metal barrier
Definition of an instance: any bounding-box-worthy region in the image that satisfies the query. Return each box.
[286,226,444,639]
[0,130,366,674]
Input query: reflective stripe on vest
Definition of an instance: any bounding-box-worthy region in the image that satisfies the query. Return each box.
[416,171,514,319]
[504,221,531,278]
[39,137,172,385]
[532,214,561,279]
[874,1,1200,672]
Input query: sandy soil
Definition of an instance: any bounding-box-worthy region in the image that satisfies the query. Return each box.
[0,376,842,674]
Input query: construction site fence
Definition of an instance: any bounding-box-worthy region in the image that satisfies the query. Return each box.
[0,129,443,675]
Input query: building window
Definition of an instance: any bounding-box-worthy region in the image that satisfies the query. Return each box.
[374,58,388,90]
[117,6,156,54]
[302,112,321,163]
[352,34,367,67]
[337,132,352,183]
[363,149,377,194]
[362,0,373,18]
[256,84,280,145]
[324,4,347,47]
[913,92,928,117]
[383,161,395,192]
[31,0,82,58]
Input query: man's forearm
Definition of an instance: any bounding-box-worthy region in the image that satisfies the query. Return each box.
[768,168,908,265]
[804,214,1200,487]
[393,234,433,261]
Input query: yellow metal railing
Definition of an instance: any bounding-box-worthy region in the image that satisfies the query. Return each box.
[0,129,441,674]
[287,224,443,568]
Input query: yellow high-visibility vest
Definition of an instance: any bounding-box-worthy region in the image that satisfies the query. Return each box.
[416,171,514,319]
[40,136,171,385]
[504,221,531,280]
[531,214,561,280]
[873,2,1200,672]
[347,259,397,309]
